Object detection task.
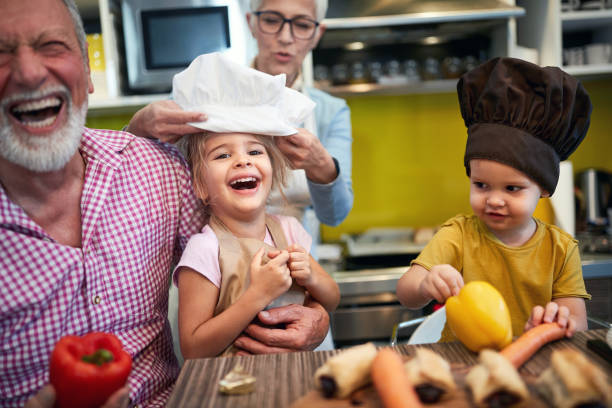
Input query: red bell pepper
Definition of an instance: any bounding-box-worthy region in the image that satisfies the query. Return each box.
[49,332,132,408]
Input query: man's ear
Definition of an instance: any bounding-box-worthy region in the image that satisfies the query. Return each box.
[85,42,94,94]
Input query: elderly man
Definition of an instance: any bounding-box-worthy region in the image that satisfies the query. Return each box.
[0,0,205,406]
[1,1,331,406]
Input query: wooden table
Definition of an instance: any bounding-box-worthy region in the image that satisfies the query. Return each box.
[166,329,611,407]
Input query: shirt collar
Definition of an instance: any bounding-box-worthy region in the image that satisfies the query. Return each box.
[0,127,134,230]
[80,127,134,170]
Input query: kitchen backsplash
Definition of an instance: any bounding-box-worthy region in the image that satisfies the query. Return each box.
[320,78,612,241]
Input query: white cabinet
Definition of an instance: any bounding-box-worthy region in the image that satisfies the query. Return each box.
[75,0,173,116]
[517,1,612,76]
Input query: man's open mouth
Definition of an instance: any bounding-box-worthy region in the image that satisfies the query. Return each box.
[10,96,63,128]
[230,177,259,190]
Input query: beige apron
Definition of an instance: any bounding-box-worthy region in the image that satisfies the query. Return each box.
[209,214,306,356]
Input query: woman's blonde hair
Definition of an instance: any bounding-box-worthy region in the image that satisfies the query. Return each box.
[185,133,289,211]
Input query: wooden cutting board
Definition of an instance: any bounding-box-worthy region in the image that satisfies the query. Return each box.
[291,362,549,408]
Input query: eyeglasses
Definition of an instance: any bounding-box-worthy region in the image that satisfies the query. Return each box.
[254,11,319,40]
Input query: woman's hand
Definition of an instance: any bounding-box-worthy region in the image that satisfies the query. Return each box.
[418,264,464,304]
[286,244,312,287]
[275,128,337,184]
[233,300,329,355]
[125,100,206,143]
[248,248,292,304]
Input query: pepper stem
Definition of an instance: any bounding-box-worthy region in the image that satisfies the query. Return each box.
[82,349,114,366]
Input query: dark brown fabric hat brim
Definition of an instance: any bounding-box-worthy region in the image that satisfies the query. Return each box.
[464,122,560,194]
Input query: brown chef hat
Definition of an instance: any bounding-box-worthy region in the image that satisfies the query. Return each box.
[458,57,592,194]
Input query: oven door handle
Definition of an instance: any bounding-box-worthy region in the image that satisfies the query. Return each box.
[390,316,426,346]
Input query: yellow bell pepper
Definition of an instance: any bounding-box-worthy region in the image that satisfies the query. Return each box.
[445,281,512,352]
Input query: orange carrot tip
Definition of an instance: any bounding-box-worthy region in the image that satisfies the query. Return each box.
[371,348,424,408]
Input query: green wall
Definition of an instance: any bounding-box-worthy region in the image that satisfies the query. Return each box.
[84,80,612,243]
[321,79,612,241]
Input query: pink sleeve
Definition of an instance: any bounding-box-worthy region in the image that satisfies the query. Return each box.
[273,215,313,253]
[172,225,221,288]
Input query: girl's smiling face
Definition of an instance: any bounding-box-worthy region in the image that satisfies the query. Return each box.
[469,159,549,245]
[203,132,273,221]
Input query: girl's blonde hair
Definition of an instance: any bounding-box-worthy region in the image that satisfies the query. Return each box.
[185,132,289,210]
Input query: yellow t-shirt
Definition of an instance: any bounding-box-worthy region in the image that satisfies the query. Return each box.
[411,214,590,341]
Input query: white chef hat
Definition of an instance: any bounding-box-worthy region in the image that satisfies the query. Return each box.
[172,52,315,136]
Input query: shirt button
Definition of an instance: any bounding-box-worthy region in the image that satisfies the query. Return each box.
[92,295,101,305]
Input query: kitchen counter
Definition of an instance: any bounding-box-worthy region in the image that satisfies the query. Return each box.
[332,254,612,296]
[167,329,611,407]
[581,253,612,278]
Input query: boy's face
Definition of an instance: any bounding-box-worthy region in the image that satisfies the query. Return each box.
[202,132,273,221]
[469,159,548,240]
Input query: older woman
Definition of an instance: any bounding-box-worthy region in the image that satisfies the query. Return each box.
[126,0,352,354]
[127,0,352,243]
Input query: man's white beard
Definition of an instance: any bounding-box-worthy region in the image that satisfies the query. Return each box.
[0,86,87,173]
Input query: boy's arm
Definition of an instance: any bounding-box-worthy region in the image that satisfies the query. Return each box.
[304,254,340,312]
[555,297,588,331]
[396,263,464,309]
[397,264,431,309]
[525,297,587,337]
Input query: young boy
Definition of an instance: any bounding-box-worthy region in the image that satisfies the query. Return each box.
[396,57,593,341]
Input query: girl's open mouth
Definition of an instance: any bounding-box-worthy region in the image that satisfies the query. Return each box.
[230,177,260,190]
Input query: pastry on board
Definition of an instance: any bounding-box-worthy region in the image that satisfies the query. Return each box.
[218,364,256,395]
[536,348,612,408]
[466,349,528,407]
[314,342,378,399]
[404,347,456,403]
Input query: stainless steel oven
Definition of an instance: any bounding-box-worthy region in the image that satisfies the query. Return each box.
[331,268,425,347]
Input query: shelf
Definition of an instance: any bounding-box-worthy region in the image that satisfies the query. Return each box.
[315,79,459,97]
[564,63,612,76]
[88,93,169,116]
[561,9,612,31]
[324,1,524,29]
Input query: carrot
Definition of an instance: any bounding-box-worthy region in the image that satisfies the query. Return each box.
[371,348,424,408]
[500,323,566,368]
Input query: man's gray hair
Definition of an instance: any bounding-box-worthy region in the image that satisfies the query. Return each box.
[249,0,328,21]
[61,0,88,59]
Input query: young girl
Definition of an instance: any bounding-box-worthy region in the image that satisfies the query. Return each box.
[172,53,340,358]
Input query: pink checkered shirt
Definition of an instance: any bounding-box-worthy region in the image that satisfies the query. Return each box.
[0,128,205,407]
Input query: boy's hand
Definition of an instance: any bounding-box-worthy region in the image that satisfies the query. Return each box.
[418,264,464,304]
[525,302,576,337]
[249,248,292,303]
[285,244,312,287]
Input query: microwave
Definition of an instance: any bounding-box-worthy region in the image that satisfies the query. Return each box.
[121,0,248,93]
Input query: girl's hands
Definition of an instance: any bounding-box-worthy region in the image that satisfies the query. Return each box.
[248,248,292,304]
[525,301,577,337]
[418,264,464,304]
[285,244,313,287]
